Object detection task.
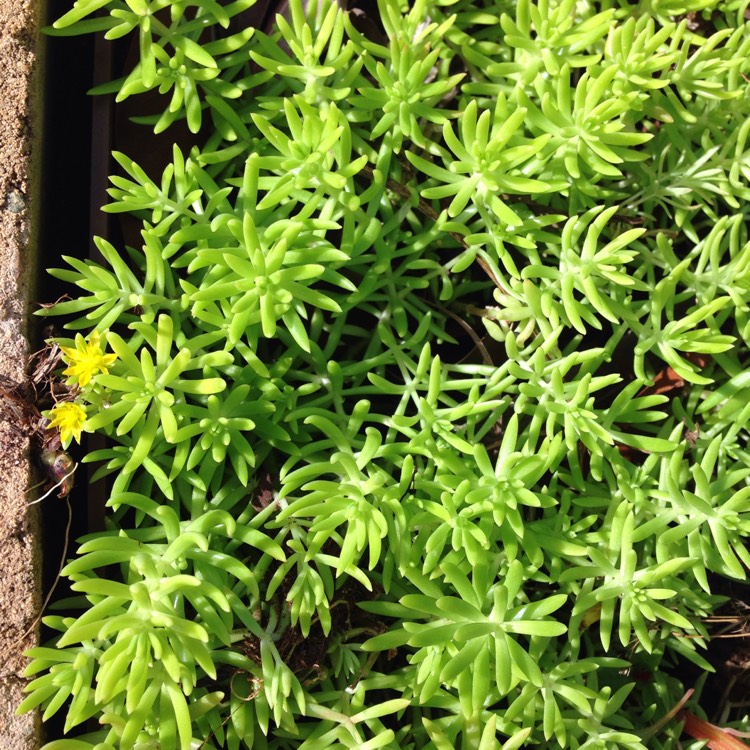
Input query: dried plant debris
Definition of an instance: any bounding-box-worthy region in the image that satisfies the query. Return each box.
[0,334,77,497]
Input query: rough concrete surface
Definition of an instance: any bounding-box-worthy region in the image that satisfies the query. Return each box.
[0,0,43,748]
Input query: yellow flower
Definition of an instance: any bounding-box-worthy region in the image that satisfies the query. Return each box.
[46,402,88,446]
[60,330,117,387]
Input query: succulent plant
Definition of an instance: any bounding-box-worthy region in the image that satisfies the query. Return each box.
[23,0,750,748]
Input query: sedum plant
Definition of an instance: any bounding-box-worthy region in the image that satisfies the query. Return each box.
[21,0,750,748]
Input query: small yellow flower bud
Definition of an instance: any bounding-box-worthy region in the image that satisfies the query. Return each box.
[60,330,117,388]
[46,402,88,446]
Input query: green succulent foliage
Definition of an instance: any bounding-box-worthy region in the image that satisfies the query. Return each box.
[24,0,750,748]
[50,0,258,133]
[350,9,462,153]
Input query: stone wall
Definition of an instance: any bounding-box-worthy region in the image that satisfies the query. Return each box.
[0,0,43,748]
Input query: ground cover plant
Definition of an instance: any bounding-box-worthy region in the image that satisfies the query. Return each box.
[17,0,750,747]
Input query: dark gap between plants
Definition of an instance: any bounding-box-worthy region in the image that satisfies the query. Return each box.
[37,6,94,583]
[34,0,96,741]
